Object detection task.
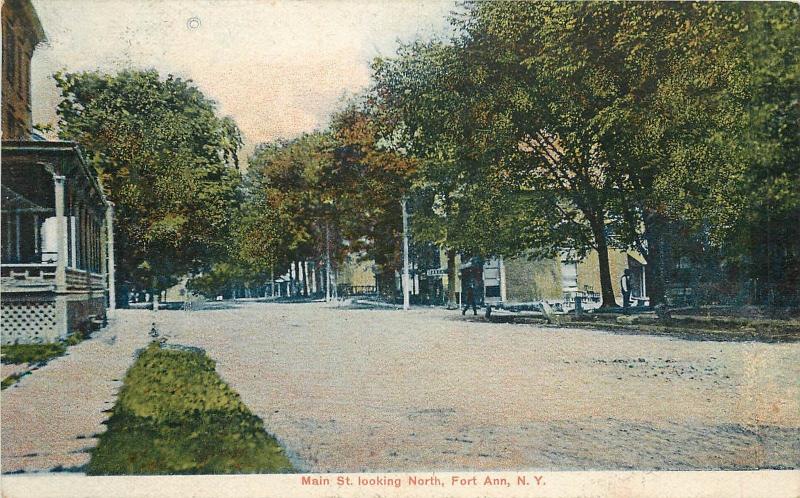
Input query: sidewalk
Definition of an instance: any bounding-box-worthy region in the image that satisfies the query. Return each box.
[1,311,152,473]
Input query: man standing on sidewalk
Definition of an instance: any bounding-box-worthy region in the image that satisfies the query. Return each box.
[620,268,632,314]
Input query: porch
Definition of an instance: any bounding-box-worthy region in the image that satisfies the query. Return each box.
[1,140,115,344]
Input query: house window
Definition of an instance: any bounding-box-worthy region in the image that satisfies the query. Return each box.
[22,45,30,104]
[3,22,14,85]
[561,260,578,292]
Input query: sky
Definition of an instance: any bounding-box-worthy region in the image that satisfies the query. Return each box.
[30,0,455,161]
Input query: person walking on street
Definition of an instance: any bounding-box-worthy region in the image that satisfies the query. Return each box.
[620,268,632,314]
[462,283,477,316]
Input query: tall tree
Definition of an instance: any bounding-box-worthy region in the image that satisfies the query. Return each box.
[328,102,415,294]
[54,69,242,300]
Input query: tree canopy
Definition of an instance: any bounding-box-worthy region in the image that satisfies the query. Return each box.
[55,2,799,308]
[54,69,242,296]
[368,0,799,306]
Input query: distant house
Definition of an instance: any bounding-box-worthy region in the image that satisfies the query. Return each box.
[1,0,115,344]
[353,243,646,309]
[499,249,647,310]
[455,249,647,310]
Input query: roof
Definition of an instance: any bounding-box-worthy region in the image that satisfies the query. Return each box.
[626,250,647,266]
[1,184,50,212]
[5,0,47,45]
[2,140,108,207]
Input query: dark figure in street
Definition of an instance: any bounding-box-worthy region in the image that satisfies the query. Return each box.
[620,268,632,314]
[462,283,477,316]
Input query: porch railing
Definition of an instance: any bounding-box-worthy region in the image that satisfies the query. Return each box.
[65,268,106,291]
[1,264,106,292]
[0,263,57,290]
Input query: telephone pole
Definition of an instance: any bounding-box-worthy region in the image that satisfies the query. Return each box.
[402,196,410,311]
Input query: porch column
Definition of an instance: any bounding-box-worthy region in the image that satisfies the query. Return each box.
[106,202,116,312]
[34,215,39,254]
[69,204,77,268]
[54,175,67,288]
[14,212,21,261]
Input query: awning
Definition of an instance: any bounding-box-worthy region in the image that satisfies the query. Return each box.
[626,250,647,265]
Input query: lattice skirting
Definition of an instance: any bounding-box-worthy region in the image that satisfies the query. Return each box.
[1,300,57,345]
[2,293,108,344]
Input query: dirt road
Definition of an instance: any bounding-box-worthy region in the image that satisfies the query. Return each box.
[152,302,800,471]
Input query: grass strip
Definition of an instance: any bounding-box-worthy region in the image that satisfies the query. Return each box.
[1,343,67,365]
[87,341,293,475]
[1,327,92,366]
[1,371,31,390]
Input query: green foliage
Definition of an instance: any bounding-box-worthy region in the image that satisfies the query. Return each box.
[328,102,415,274]
[368,1,800,306]
[87,342,293,475]
[246,132,335,266]
[52,5,796,306]
[240,108,414,286]
[1,371,30,390]
[54,69,243,293]
[1,343,67,365]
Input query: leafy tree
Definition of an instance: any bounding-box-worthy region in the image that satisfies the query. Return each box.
[54,70,242,300]
[328,102,415,295]
[372,42,468,307]
[245,133,337,295]
[378,1,789,307]
[731,3,800,304]
[243,103,414,300]
[373,5,630,307]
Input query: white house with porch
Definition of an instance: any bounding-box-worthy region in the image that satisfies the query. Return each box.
[1,141,115,344]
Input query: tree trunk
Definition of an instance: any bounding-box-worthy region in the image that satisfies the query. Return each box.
[315,261,322,296]
[591,214,618,308]
[643,211,669,306]
[301,259,309,296]
[288,262,294,297]
[446,248,457,309]
[309,261,317,294]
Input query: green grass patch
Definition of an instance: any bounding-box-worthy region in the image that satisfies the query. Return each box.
[87,342,294,475]
[1,371,31,390]
[1,343,67,365]
[1,327,93,366]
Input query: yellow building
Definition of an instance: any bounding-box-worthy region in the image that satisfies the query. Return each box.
[499,249,647,309]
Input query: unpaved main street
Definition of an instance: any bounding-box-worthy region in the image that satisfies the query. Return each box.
[153,302,800,472]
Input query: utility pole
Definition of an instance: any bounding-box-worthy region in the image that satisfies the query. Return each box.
[402,196,410,311]
[325,222,332,302]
